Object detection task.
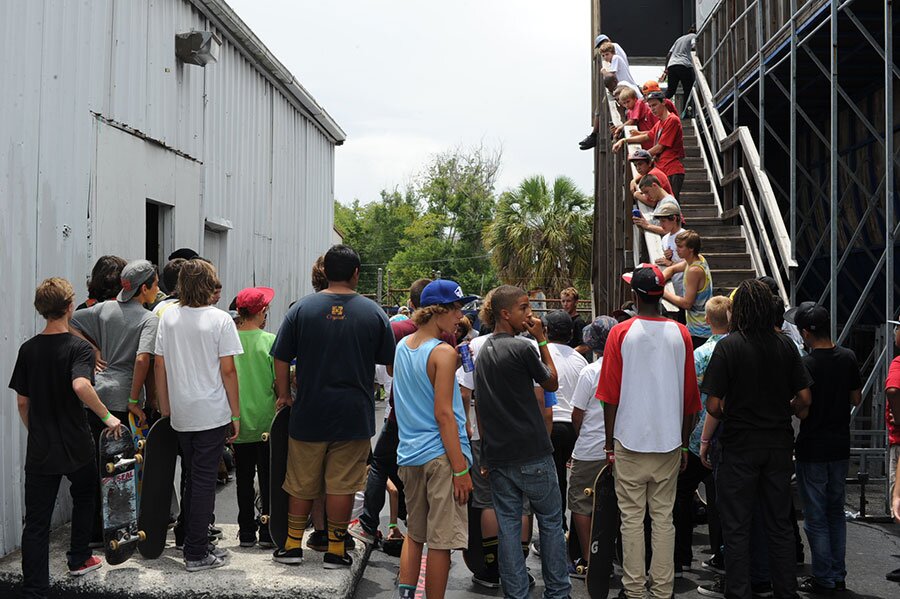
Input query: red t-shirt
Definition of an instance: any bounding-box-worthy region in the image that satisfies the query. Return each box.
[649,167,673,195]
[626,100,658,150]
[886,356,900,445]
[649,113,686,176]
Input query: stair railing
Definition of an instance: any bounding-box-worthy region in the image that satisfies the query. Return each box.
[690,51,797,306]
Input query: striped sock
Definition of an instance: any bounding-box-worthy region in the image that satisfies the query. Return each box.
[327,519,349,556]
[482,536,499,570]
[285,513,307,551]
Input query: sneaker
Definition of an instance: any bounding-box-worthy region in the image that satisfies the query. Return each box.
[834,581,846,592]
[273,547,304,565]
[258,534,275,549]
[347,519,378,545]
[208,544,228,559]
[698,577,726,598]
[68,556,102,576]
[323,551,353,569]
[472,568,501,588]
[702,554,726,575]
[530,539,541,556]
[798,576,834,595]
[886,567,900,582]
[185,553,226,572]
[307,530,328,552]
[579,131,597,150]
[675,564,684,579]
[239,532,256,548]
[752,581,774,597]
[569,558,588,580]
[209,525,224,539]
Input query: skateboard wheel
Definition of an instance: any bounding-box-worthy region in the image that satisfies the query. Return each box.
[259,515,269,524]
[138,530,147,542]
[137,440,145,450]
[261,433,270,442]
[109,539,120,551]
[135,453,144,464]
[106,463,116,474]
[584,488,593,496]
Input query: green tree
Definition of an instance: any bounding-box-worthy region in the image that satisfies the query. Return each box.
[486,175,593,297]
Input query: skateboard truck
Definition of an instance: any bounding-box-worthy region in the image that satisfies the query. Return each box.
[106,453,144,474]
[109,530,147,551]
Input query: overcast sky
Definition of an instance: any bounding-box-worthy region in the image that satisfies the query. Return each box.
[228,0,600,205]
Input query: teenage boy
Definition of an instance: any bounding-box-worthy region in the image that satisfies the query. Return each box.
[614,92,686,198]
[702,279,813,599]
[628,149,673,206]
[474,285,570,599]
[674,296,730,576]
[393,280,475,599]
[559,287,591,359]
[10,278,123,597]
[271,244,395,568]
[155,259,243,571]
[632,174,681,236]
[70,259,159,542]
[597,263,701,599]
[786,302,862,594]
[567,315,617,577]
[233,286,278,548]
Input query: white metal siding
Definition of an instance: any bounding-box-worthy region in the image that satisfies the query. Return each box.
[0,0,337,556]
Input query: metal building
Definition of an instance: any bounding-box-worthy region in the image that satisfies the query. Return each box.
[0,0,344,555]
[591,0,899,515]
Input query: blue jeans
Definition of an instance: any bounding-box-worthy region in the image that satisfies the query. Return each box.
[489,455,571,599]
[796,460,848,587]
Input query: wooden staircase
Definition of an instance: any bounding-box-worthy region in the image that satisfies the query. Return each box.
[679,121,755,296]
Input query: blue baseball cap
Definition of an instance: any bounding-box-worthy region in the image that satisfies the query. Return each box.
[419,280,478,308]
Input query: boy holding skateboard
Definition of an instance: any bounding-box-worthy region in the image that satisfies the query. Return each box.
[233,286,278,548]
[10,278,123,597]
[154,259,243,571]
[393,279,474,599]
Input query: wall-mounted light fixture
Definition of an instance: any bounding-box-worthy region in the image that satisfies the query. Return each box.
[175,31,222,67]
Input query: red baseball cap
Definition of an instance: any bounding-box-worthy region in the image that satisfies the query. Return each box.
[236,286,275,314]
[621,263,666,296]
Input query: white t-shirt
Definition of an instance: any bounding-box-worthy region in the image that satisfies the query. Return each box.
[571,359,605,461]
[155,305,244,432]
[596,316,701,453]
[375,364,393,419]
[548,343,588,423]
[662,227,687,296]
[607,54,639,90]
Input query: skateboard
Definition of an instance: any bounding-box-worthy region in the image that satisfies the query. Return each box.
[264,406,291,550]
[128,412,150,503]
[462,503,485,574]
[585,463,620,599]
[98,428,145,565]
[137,417,179,559]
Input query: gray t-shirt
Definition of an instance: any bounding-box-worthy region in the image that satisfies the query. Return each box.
[71,300,158,411]
[667,33,696,69]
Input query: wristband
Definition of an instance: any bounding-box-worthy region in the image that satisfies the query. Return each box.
[681,447,689,453]
[453,467,470,477]
[101,411,112,423]
[537,340,548,347]
[388,523,398,529]
[231,415,240,422]
[128,398,139,405]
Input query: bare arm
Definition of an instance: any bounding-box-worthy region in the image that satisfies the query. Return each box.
[127,353,152,426]
[849,388,862,408]
[603,402,618,454]
[73,377,121,432]
[460,385,473,439]
[154,356,171,417]
[275,359,293,409]
[432,346,473,505]
[791,387,812,420]
[572,406,585,436]
[613,132,651,152]
[886,387,900,423]
[220,355,240,442]
[523,317,558,391]
[699,411,720,469]
[663,264,702,310]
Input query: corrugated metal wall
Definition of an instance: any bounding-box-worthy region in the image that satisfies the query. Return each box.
[0,0,337,556]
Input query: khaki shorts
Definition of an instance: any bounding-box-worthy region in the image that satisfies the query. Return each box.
[399,455,468,550]
[568,458,607,515]
[283,438,370,500]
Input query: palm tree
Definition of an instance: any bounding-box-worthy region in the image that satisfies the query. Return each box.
[485,175,593,297]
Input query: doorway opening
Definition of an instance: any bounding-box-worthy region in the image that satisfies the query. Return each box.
[146,201,173,267]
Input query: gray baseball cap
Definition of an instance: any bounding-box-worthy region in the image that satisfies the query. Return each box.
[117,260,157,302]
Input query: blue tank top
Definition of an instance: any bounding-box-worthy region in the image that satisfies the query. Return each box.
[394,337,472,467]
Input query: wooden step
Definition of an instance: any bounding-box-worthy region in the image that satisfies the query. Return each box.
[711,268,757,287]
[681,204,718,218]
[702,252,753,269]
[678,191,716,205]
[688,224,743,237]
[696,235,747,252]
[681,179,711,192]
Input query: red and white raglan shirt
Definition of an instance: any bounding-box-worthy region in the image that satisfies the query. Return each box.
[595,316,701,452]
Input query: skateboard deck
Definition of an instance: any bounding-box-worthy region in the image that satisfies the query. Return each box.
[585,463,620,599]
[462,503,484,574]
[99,428,144,565]
[128,412,150,503]
[137,417,179,559]
[266,406,291,550]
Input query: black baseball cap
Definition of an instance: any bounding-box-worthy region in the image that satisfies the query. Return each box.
[168,247,199,261]
[646,91,666,103]
[784,301,829,332]
[544,310,574,341]
[622,263,665,296]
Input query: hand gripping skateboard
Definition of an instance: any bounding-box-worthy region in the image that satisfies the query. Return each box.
[98,428,145,565]
[264,406,291,550]
[585,463,620,599]
[128,412,150,505]
[137,417,178,559]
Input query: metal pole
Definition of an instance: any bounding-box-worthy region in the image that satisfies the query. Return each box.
[377,267,383,307]
[885,0,895,368]
[829,0,838,339]
[790,0,798,305]
[757,0,765,164]
[385,269,391,306]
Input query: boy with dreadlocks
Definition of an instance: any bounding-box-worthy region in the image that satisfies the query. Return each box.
[701,279,813,599]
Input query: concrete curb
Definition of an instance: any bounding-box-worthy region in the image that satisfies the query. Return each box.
[0,524,373,599]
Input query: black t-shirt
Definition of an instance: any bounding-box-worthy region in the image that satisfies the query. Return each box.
[271,292,395,442]
[701,331,813,451]
[569,313,592,362]
[473,333,553,466]
[795,346,862,462]
[8,333,96,474]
